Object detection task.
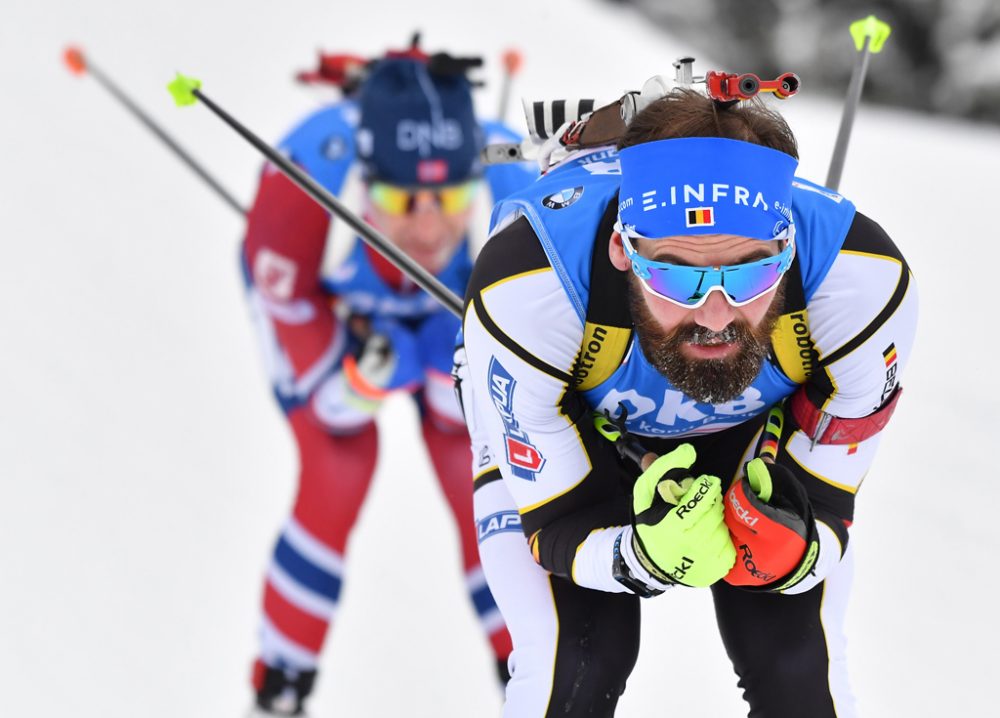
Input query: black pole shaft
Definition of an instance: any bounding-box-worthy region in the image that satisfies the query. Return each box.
[826,37,872,191]
[191,88,464,318]
[85,61,247,217]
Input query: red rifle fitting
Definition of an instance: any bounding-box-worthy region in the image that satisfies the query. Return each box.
[295,53,369,88]
[768,72,800,99]
[705,71,800,102]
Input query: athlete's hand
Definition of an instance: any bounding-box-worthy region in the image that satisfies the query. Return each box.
[341,317,421,411]
[723,458,819,591]
[629,444,736,588]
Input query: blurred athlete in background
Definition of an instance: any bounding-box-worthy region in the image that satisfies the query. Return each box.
[240,41,535,715]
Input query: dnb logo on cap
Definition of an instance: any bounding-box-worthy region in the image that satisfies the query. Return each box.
[542,186,584,210]
[686,206,715,228]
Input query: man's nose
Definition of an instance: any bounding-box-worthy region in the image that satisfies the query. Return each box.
[407,194,446,244]
[410,190,442,216]
[692,290,736,333]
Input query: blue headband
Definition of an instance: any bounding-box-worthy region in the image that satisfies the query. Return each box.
[617,137,798,240]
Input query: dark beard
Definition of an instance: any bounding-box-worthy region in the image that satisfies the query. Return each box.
[628,277,784,404]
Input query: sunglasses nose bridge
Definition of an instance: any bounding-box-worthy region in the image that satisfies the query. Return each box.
[679,272,730,310]
[408,189,443,214]
[691,287,739,328]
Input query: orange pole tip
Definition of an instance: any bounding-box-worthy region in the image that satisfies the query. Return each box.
[63,46,87,75]
[501,49,523,75]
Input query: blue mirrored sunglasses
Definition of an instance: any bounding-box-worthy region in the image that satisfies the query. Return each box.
[616,222,795,309]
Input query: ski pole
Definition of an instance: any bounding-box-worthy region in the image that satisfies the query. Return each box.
[496,49,523,123]
[64,47,247,218]
[753,403,785,464]
[594,410,655,470]
[167,73,464,318]
[594,399,786,473]
[825,15,892,191]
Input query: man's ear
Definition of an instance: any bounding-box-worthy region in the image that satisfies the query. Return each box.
[609,232,631,272]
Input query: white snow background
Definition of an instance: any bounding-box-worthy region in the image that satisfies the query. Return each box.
[2,0,996,716]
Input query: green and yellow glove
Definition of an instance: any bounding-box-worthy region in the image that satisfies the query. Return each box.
[624,444,736,589]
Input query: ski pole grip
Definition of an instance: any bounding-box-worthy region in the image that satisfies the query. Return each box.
[850,15,892,54]
[755,404,785,464]
[167,73,202,106]
[63,46,87,75]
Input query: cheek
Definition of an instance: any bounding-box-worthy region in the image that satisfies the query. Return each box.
[740,293,778,326]
[643,291,689,330]
[369,208,406,239]
[443,209,473,241]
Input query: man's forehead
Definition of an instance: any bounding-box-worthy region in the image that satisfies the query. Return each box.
[639,233,782,258]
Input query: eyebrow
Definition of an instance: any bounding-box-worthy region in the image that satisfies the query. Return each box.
[651,248,776,267]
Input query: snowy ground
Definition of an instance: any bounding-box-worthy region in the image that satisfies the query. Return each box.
[2,0,996,716]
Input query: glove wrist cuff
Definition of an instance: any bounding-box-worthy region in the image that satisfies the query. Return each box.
[613,528,673,597]
[343,354,391,401]
[770,527,821,592]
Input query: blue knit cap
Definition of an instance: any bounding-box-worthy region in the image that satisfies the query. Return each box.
[356,57,482,186]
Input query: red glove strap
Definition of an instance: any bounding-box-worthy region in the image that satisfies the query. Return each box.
[790,386,902,446]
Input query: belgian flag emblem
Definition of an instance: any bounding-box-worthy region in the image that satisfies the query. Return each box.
[686,206,715,227]
[882,343,897,367]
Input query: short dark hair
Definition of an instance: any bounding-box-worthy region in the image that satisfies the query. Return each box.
[617,89,798,159]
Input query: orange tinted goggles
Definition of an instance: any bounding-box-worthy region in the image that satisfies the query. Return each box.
[368,180,478,216]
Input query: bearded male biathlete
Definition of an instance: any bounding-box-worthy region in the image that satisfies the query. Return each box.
[455,89,918,717]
